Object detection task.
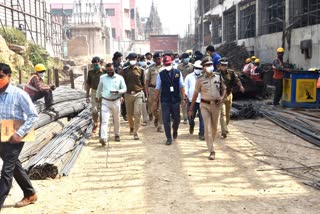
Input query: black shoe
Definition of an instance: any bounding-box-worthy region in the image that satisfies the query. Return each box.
[149,114,153,121]
[129,128,134,135]
[115,135,120,142]
[173,131,178,140]
[99,138,106,146]
[166,139,172,145]
[154,118,158,127]
[189,126,194,134]
[199,134,205,140]
[122,115,128,121]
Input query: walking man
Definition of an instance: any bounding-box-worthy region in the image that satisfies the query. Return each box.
[206,45,221,71]
[121,53,145,140]
[178,53,193,124]
[86,56,104,133]
[24,63,56,109]
[185,60,204,140]
[146,52,163,132]
[152,56,186,145]
[217,58,245,138]
[0,63,38,210]
[189,57,226,160]
[96,63,127,145]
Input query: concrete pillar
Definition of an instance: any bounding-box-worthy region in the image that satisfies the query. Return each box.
[235,3,239,42]
[256,0,260,36]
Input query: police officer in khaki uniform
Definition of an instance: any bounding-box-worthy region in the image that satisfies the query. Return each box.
[121,53,145,140]
[146,52,163,132]
[218,57,245,138]
[189,56,226,160]
[178,53,193,124]
[86,56,104,133]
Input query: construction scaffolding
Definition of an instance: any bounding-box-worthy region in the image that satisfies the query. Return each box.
[239,0,256,39]
[0,0,62,56]
[290,0,320,28]
[212,16,222,44]
[260,0,285,35]
[223,5,236,42]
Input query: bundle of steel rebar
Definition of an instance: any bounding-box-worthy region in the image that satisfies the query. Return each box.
[34,86,86,113]
[261,109,320,147]
[34,98,88,129]
[27,108,92,179]
[20,118,69,164]
[60,123,93,176]
[230,103,263,120]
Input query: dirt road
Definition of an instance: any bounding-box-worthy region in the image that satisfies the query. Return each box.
[3,118,320,214]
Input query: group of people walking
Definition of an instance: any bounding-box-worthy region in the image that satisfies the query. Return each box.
[86,45,245,161]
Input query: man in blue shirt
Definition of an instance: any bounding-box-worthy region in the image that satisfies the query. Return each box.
[0,63,38,209]
[96,63,127,144]
[206,45,221,71]
[152,56,186,145]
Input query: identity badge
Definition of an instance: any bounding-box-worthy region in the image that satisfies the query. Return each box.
[170,86,174,92]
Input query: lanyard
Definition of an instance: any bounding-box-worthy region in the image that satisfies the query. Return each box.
[165,70,174,86]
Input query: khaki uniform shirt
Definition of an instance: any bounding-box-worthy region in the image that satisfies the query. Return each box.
[121,65,145,92]
[195,72,226,101]
[146,64,162,87]
[86,69,104,90]
[220,69,240,96]
[177,63,193,79]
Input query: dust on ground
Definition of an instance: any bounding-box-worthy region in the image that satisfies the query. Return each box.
[2,117,320,214]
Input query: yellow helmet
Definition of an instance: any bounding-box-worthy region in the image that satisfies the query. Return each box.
[186,49,193,55]
[251,56,256,60]
[34,64,47,72]
[254,58,260,64]
[245,58,251,63]
[277,47,285,53]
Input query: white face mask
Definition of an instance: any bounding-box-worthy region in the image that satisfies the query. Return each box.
[129,60,137,65]
[165,65,172,71]
[38,72,45,78]
[194,69,202,75]
[206,66,214,73]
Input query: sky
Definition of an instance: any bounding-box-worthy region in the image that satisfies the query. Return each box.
[136,0,195,36]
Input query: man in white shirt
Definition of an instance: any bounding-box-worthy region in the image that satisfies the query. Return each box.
[96,63,127,145]
[184,60,204,140]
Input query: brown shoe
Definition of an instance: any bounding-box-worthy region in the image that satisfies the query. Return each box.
[208,151,215,160]
[92,124,98,133]
[221,132,227,138]
[15,194,38,208]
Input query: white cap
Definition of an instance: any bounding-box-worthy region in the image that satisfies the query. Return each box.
[193,60,202,69]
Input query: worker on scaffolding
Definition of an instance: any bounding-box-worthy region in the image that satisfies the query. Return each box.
[24,63,56,109]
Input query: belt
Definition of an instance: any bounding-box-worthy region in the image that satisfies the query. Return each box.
[127,90,141,95]
[148,85,156,88]
[201,98,218,105]
[102,97,120,101]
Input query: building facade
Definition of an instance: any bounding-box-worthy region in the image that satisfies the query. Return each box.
[0,0,62,56]
[50,0,143,56]
[195,0,320,69]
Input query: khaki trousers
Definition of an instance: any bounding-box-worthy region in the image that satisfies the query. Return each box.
[220,93,233,133]
[200,102,221,153]
[100,99,121,140]
[148,87,162,127]
[90,89,99,124]
[125,92,143,134]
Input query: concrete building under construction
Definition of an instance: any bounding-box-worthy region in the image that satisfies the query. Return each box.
[195,0,320,70]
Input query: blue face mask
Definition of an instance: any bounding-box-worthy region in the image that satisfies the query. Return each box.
[93,64,100,70]
[139,61,146,67]
[183,58,190,63]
